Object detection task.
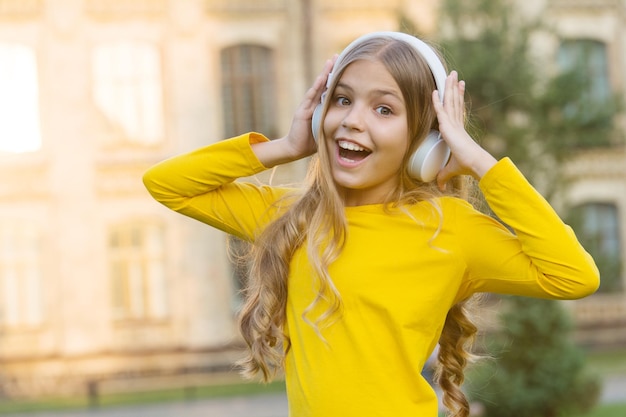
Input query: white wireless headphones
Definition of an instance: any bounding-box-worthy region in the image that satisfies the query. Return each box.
[311,31,451,182]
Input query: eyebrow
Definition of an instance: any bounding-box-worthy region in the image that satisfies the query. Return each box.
[335,81,403,101]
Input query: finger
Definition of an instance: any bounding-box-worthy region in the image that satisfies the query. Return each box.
[457,80,466,123]
[445,71,456,105]
[449,72,462,119]
[432,89,445,119]
[457,78,466,119]
[437,166,451,191]
[305,58,334,105]
[438,154,464,190]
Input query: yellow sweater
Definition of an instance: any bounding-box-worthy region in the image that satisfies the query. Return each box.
[143,132,599,417]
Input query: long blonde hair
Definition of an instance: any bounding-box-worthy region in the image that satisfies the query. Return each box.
[237,34,479,417]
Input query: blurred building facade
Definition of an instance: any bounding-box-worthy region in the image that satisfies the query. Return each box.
[0,0,623,397]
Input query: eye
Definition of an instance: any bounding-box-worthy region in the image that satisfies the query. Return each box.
[376,105,392,116]
[336,96,351,106]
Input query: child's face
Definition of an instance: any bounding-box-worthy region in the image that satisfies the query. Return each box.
[323,58,410,206]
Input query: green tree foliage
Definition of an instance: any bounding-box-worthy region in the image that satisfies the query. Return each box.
[435,0,621,197]
[467,297,601,417]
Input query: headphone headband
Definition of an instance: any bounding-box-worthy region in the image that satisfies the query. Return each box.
[326,31,447,103]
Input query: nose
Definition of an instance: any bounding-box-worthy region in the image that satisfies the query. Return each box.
[341,104,365,132]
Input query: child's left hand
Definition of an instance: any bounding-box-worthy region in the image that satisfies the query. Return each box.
[432,71,497,189]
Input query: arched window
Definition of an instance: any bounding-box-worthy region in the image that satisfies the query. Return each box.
[220,45,277,138]
[568,202,622,293]
[0,43,42,153]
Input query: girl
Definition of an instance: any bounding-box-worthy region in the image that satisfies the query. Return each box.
[143,32,599,417]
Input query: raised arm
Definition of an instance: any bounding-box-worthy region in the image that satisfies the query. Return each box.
[452,158,600,301]
[252,58,334,167]
[143,133,286,239]
[142,58,335,238]
[431,71,598,300]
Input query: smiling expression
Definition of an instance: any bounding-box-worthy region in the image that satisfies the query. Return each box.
[323,58,410,206]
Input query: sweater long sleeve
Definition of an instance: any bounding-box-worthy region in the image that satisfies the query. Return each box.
[143,132,285,240]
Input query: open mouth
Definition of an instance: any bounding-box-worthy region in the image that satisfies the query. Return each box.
[338,140,372,163]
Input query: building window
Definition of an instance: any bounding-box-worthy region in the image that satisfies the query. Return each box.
[0,43,42,153]
[221,45,277,138]
[558,39,611,118]
[568,202,622,293]
[0,222,43,328]
[92,41,164,146]
[109,222,168,321]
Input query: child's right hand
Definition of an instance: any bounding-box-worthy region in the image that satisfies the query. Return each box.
[284,57,336,158]
[251,58,334,168]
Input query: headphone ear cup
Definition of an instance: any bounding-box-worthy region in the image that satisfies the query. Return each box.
[407,130,451,182]
[311,103,322,143]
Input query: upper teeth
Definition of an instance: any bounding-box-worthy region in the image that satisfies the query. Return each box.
[338,140,366,152]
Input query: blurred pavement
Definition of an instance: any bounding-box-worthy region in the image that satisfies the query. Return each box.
[602,374,626,404]
[0,393,289,417]
[2,375,625,417]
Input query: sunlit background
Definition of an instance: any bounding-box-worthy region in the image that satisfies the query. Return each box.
[0,0,624,416]
[0,44,41,153]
